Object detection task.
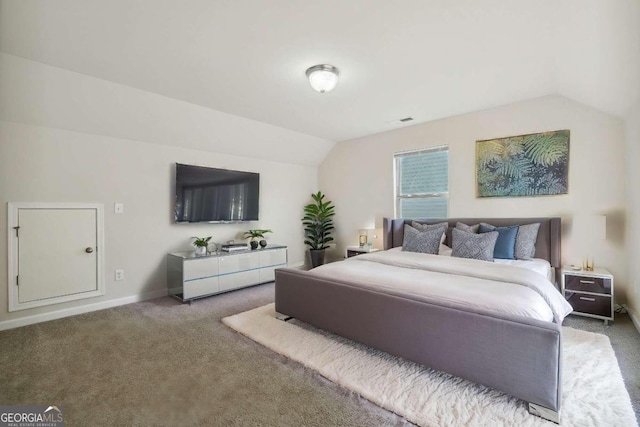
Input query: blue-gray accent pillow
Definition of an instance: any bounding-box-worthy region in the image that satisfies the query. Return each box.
[515,223,540,260]
[455,222,479,233]
[402,225,442,254]
[451,228,498,262]
[479,223,519,260]
[411,221,448,244]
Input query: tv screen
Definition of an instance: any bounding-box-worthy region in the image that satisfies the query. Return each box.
[174,163,260,223]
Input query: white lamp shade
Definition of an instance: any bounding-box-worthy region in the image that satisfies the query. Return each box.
[366,228,381,240]
[592,215,606,241]
[306,65,339,93]
[574,214,606,241]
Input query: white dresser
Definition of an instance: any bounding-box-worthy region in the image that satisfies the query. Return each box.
[167,245,287,303]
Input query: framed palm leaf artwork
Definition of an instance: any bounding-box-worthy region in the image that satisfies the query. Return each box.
[476,130,569,197]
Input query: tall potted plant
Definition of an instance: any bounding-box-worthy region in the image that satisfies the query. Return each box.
[302,191,335,268]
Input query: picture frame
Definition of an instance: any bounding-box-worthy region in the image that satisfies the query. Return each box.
[476,129,570,198]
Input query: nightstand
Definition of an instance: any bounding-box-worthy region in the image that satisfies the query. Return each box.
[346,246,380,258]
[561,267,614,325]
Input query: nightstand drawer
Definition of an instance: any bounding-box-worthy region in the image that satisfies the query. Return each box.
[346,247,379,258]
[565,292,611,317]
[565,274,611,295]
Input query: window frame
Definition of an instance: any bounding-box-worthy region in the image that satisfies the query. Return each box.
[394,145,449,218]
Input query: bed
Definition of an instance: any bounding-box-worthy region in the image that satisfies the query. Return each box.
[275,217,567,423]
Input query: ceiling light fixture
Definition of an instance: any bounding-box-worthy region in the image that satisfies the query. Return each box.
[305,64,340,93]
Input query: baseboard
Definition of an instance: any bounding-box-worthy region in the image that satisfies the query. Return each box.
[0,289,167,331]
[627,308,640,336]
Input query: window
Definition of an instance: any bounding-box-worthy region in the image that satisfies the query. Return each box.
[394,146,449,218]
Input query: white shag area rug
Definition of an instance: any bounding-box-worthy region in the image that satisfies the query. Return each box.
[223,304,637,427]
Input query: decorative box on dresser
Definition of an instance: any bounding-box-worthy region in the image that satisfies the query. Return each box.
[561,267,614,325]
[167,245,287,304]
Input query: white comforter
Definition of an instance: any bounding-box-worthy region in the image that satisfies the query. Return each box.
[308,250,573,323]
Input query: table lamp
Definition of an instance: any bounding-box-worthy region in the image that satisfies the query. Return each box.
[574,214,606,271]
[358,229,368,247]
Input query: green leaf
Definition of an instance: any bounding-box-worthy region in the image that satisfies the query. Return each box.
[192,236,212,247]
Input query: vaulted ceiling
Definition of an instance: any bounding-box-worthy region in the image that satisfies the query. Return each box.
[1,0,638,143]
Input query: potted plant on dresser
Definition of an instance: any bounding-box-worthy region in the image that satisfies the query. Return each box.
[243,229,272,249]
[302,191,335,268]
[192,236,211,256]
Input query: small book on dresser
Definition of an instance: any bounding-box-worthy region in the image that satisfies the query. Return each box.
[221,244,249,252]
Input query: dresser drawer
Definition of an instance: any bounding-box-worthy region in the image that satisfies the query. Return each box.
[565,292,612,318]
[219,252,259,274]
[219,270,260,292]
[184,277,219,300]
[259,248,287,267]
[564,274,611,295]
[183,257,219,281]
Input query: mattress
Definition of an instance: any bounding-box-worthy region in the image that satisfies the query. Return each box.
[494,258,553,282]
[436,245,553,282]
[310,249,571,323]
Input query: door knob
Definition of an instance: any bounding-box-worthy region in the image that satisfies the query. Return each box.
[85,247,94,253]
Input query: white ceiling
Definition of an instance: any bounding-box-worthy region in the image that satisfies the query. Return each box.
[1,0,638,143]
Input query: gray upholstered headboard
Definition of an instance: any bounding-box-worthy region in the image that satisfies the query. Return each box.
[382,217,561,268]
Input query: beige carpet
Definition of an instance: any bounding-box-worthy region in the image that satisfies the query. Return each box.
[0,288,410,427]
[224,303,637,427]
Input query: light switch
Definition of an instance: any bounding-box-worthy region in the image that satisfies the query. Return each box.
[114,203,124,214]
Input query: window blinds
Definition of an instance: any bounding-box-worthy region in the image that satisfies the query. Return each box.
[395,147,449,218]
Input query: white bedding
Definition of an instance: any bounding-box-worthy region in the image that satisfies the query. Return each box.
[437,245,553,281]
[494,258,552,281]
[309,249,572,323]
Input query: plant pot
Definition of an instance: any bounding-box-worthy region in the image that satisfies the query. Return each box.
[195,246,207,256]
[309,249,326,268]
[259,239,267,248]
[250,241,259,250]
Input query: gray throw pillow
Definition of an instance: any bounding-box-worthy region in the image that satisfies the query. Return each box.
[411,221,448,244]
[515,223,541,260]
[456,222,480,233]
[451,228,498,262]
[480,222,540,260]
[402,225,442,254]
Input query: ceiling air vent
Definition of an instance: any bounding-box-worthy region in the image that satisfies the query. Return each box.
[399,117,414,122]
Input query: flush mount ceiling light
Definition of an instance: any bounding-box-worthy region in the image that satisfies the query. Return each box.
[305,64,340,93]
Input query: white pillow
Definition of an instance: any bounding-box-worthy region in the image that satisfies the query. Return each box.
[439,244,453,256]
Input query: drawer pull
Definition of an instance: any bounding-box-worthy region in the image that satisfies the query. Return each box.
[579,297,596,302]
[579,280,595,284]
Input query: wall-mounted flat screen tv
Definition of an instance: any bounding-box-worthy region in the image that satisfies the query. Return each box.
[174,163,260,223]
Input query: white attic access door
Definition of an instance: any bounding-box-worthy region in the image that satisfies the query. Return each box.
[7,203,105,312]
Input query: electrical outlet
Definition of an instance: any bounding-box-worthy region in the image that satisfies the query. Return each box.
[115,269,124,281]
[114,203,124,214]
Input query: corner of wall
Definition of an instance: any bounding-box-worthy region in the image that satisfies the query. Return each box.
[625,306,640,336]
